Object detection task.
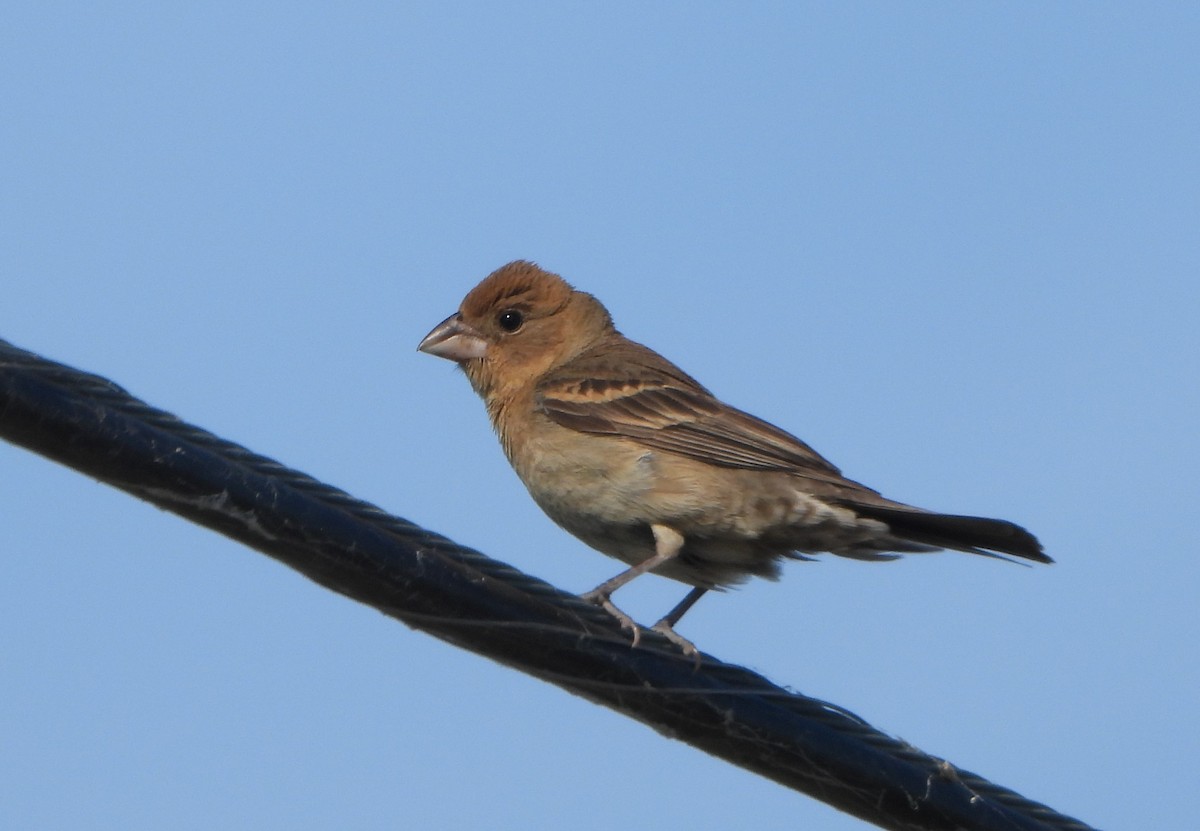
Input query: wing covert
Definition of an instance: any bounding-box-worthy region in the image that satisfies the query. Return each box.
[536,338,845,479]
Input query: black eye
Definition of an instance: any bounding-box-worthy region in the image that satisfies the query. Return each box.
[497,309,524,332]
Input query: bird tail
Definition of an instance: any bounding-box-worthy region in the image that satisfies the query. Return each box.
[839,503,1051,564]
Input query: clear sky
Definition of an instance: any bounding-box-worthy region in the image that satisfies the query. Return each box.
[2,4,1197,830]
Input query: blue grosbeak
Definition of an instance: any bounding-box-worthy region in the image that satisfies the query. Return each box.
[419,261,1048,655]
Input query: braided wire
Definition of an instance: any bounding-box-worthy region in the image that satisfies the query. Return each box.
[0,338,1096,831]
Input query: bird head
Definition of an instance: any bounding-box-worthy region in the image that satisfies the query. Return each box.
[418,260,614,401]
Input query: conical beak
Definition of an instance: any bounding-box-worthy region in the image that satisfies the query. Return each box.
[417,313,488,362]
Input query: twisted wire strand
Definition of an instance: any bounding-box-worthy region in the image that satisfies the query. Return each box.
[0,338,1096,831]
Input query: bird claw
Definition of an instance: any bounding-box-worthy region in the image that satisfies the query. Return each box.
[651,619,702,669]
[579,589,702,666]
[580,589,643,648]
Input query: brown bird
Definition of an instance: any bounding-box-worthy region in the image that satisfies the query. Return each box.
[418,261,1049,657]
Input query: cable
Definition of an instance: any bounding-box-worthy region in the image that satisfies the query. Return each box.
[0,337,1096,831]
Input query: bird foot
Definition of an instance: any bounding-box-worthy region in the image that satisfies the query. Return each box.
[651,619,701,669]
[579,590,702,666]
[580,589,643,648]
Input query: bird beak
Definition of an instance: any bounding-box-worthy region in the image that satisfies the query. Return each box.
[418,313,488,362]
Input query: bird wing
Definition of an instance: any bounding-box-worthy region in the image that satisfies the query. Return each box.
[535,337,852,485]
[536,337,1050,563]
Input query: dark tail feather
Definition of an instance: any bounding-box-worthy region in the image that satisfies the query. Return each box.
[842,503,1051,564]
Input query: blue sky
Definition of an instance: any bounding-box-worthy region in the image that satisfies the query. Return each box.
[2,4,1197,829]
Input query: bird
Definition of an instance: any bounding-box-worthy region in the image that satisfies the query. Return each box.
[418,260,1049,657]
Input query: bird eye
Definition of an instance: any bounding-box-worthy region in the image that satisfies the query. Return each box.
[497,309,524,332]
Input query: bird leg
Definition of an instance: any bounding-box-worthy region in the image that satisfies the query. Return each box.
[651,586,709,661]
[580,524,685,649]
